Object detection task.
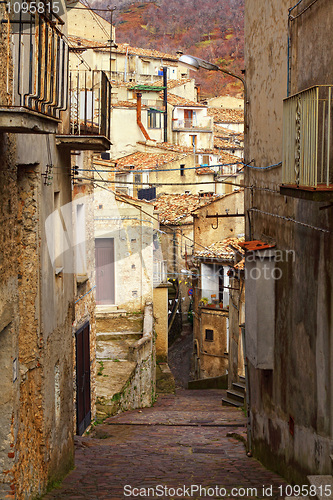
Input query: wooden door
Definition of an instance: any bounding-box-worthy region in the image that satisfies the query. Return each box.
[76,322,91,435]
[95,238,115,305]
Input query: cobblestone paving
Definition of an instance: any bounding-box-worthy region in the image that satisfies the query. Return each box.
[44,390,288,500]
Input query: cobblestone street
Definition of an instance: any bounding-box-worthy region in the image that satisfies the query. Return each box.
[44,390,287,500]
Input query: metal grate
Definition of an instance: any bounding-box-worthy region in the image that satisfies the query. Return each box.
[69,71,111,139]
[283,85,333,187]
[1,6,68,118]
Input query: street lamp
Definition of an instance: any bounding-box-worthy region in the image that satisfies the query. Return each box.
[178,54,247,127]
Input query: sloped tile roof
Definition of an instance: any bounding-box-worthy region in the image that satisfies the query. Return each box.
[194,237,245,260]
[196,166,215,175]
[208,108,244,123]
[166,93,206,107]
[137,141,218,155]
[115,151,187,171]
[68,35,179,61]
[152,193,220,224]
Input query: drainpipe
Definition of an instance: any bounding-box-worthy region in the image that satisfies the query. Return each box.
[136,92,151,140]
[163,67,168,143]
[124,46,128,82]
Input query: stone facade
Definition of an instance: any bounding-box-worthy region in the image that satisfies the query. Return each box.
[244,0,333,483]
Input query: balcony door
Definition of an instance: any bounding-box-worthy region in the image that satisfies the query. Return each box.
[95,238,115,305]
[184,109,193,127]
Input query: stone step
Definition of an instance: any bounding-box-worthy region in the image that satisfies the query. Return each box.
[232,382,246,394]
[222,397,243,407]
[239,375,246,384]
[97,332,142,341]
[307,475,333,500]
[226,389,245,403]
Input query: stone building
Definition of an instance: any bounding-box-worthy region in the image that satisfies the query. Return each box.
[191,191,245,381]
[244,0,333,483]
[0,0,110,495]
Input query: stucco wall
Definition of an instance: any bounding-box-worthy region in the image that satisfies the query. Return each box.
[244,0,333,482]
[153,285,169,361]
[193,190,245,252]
[94,191,154,311]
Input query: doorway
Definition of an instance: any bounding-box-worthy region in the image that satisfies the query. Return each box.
[76,322,91,435]
[95,238,115,305]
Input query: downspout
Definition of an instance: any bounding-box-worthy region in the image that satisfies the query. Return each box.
[136,92,151,140]
[241,323,252,456]
[124,46,128,82]
[163,66,168,143]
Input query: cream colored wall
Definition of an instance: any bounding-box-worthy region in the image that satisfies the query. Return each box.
[153,285,169,361]
[110,107,164,158]
[67,3,114,42]
[193,190,244,252]
[94,191,154,311]
[168,80,197,101]
[207,96,244,109]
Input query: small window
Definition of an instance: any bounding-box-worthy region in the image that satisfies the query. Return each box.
[148,110,161,129]
[180,164,185,176]
[205,329,214,342]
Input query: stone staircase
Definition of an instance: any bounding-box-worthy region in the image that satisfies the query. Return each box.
[222,375,246,407]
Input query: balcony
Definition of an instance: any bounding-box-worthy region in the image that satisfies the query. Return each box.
[281,85,333,201]
[56,70,111,151]
[172,116,213,132]
[153,260,167,287]
[0,8,68,133]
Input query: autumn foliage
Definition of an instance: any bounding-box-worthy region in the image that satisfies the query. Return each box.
[91,0,244,98]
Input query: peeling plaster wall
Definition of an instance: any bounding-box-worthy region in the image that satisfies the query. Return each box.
[94,191,154,311]
[244,0,333,482]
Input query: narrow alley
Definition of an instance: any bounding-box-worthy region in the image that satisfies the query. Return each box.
[44,390,287,500]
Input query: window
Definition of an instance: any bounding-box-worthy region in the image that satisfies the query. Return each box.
[148,110,162,129]
[189,135,197,151]
[205,329,214,342]
[202,155,210,166]
[180,164,185,176]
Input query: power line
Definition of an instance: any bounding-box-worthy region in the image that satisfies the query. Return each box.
[92,180,243,260]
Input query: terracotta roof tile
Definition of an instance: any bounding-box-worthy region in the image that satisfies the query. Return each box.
[166,93,206,107]
[194,237,245,260]
[137,141,218,155]
[152,193,220,224]
[196,166,215,175]
[68,35,179,61]
[208,108,244,124]
[115,151,187,171]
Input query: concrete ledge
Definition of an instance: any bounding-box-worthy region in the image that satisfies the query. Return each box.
[56,134,111,151]
[0,107,59,133]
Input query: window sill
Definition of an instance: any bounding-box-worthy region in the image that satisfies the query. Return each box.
[76,274,89,284]
[280,184,333,202]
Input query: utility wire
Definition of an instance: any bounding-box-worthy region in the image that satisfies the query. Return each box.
[91,180,243,260]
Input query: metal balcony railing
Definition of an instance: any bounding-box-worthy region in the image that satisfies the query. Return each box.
[69,71,111,139]
[153,260,167,287]
[1,8,68,119]
[173,117,212,130]
[283,85,333,187]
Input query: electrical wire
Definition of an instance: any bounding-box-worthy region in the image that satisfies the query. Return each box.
[91,180,242,260]
[249,208,332,234]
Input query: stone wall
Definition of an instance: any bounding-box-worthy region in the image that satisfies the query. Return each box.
[244,0,333,483]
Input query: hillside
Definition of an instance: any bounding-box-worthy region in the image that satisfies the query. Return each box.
[90,0,244,98]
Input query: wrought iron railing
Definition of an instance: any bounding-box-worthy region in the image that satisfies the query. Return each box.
[1,6,68,118]
[283,85,333,187]
[69,71,111,139]
[172,117,213,130]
